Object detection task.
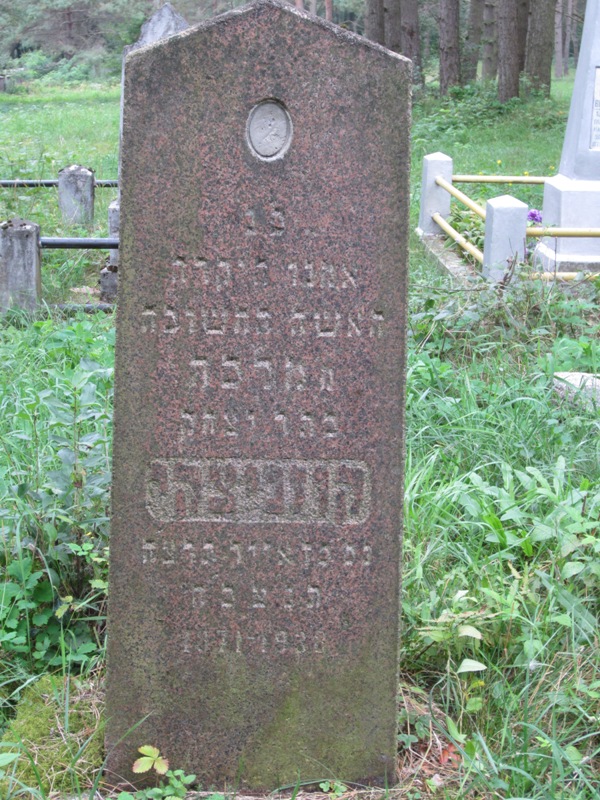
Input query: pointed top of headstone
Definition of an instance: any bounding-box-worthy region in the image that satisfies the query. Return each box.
[128,2,188,54]
[559,0,600,179]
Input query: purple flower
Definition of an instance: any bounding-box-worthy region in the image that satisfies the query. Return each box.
[528,209,542,223]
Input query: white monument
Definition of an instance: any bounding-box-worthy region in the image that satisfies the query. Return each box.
[535,0,600,273]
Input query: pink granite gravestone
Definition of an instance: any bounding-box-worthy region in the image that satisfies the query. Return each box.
[106,0,410,789]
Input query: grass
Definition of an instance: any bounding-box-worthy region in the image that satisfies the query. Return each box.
[0,76,599,799]
[0,83,120,302]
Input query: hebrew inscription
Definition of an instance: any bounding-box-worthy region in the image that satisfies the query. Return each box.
[145,457,372,524]
[107,2,408,784]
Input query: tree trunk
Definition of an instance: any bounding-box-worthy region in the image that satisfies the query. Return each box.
[324,0,333,21]
[295,0,304,9]
[463,0,485,83]
[516,0,530,71]
[401,0,422,81]
[385,0,402,52]
[497,0,520,101]
[555,0,564,78]
[439,0,461,94]
[310,0,317,13]
[562,0,574,74]
[365,0,385,44]
[524,0,555,93]
[482,0,498,80]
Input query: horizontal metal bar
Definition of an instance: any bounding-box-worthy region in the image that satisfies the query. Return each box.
[529,271,599,281]
[54,303,115,313]
[431,212,484,264]
[527,226,600,238]
[40,237,119,249]
[453,175,546,185]
[435,176,486,219]
[0,179,118,187]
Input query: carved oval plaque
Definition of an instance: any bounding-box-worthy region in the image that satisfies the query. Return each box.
[246,100,293,160]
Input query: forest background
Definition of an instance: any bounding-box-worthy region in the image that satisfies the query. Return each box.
[0,0,592,101]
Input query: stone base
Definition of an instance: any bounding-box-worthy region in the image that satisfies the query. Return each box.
[553,372,600,409]
[534,174,600,273]
[99,267,117,302]
[534,240,600,273]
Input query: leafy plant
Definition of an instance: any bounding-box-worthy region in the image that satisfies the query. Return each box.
[319,780,349,797]
[117,746,197,800]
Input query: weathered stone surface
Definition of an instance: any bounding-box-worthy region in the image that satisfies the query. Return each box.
[553,372,600,409]
[106,0,410,790]
[535,0,600,273]
[0,218,41,311]
[58,165,94,225]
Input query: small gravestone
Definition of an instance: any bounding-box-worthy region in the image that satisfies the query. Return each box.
[110,3,189,270]
[535,0,600,273]
[106,0,410,790]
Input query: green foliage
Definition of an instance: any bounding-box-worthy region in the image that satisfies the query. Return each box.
[0,74,597,800]
[319,780,349,797]
[0,673,104,796]
[413,82,522,148]
[117,745,197,800]
[404,241,600,796]
[0,313,114,677]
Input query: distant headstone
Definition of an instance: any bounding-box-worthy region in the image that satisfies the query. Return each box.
[110,3,190,271]
[119,3,189,157]
[0,219,41,311]
[106,0,410,790]
[58,165,94,225]
[535,0,600,273]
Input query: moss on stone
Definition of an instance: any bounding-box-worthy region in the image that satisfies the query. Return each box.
[0,673,105,796]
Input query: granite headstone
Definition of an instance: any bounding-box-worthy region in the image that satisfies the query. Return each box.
[535,0,600,272]
[106,0,410,789]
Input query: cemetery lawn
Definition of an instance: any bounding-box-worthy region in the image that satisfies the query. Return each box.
[0,79,599,799]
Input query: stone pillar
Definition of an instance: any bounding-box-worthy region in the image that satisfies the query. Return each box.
[535,0,600,273]
[106,0,410,789]
[58,165,95,225]
[416,152,453,235]
[0,219,41,312]
[483,195,528,282]
[108,199,120,268]
[535,175,600,272]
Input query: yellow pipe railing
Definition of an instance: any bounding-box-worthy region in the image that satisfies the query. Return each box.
[527,227,600,238]
[431,212,484,264]
[529,272,599,281]
[435,176,486,219]
[453,175,546,185]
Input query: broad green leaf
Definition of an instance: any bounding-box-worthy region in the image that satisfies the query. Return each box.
[565,745,583,765]
[466,697,483,712]
[132,756,155,773]
[561,561,585,579]
[138,745,160,758]
[446,715,466,744]
[32,580,54,603]
[457,658,487,674]
[154,756,169,774]
[458,625,482,640]
[551,614,573,626]
[0,753,19,767]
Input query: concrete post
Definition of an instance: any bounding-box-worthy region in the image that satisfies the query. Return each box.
[58,165,95,225]
[416,152,453,235]
[0,218,41,311]
[482,195,528,282]
[108,199,120,268]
